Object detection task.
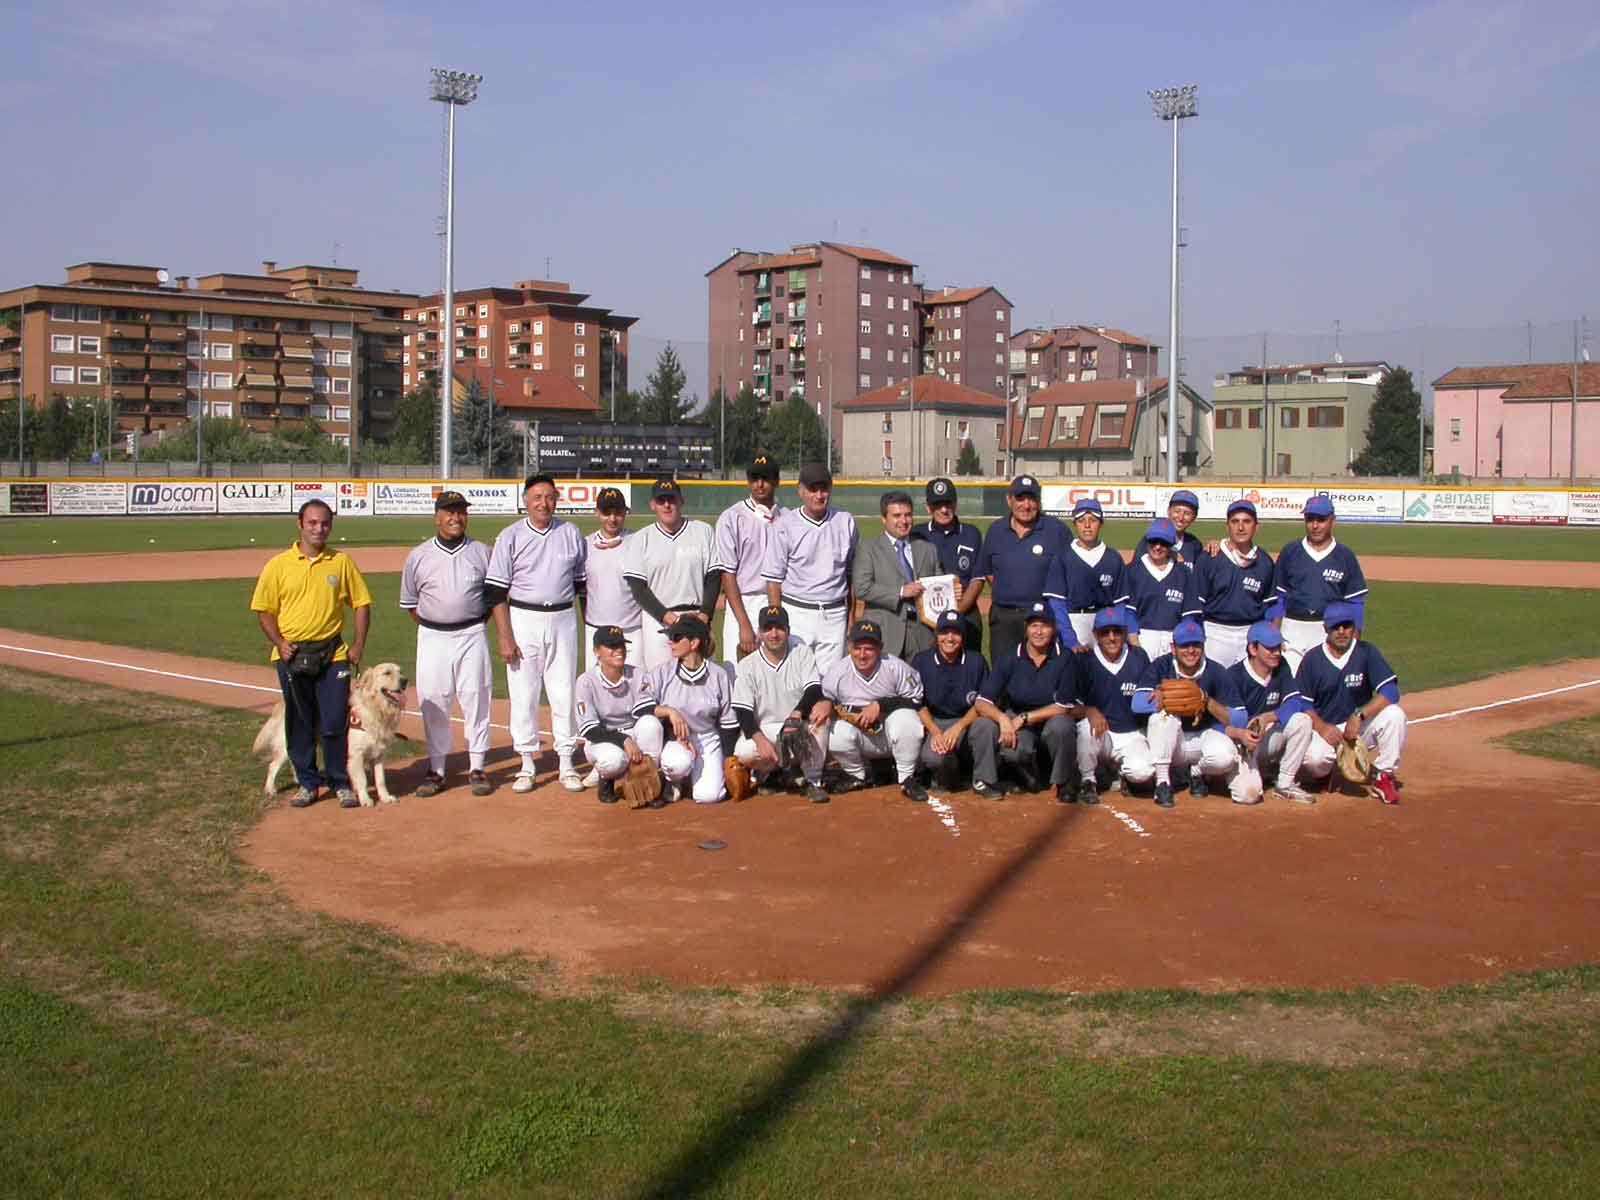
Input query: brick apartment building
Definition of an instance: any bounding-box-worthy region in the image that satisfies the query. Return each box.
[407,279,636,417]
[0,260,419,448]
[1008,325,1161,396]
[918,285,1013,398]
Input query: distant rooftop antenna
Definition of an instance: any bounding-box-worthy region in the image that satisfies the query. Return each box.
[332,241,341,267]
[1333,319,1344,364]
[545,256,551,278]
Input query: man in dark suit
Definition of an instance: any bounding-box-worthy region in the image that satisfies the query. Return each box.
[852,490,941,661]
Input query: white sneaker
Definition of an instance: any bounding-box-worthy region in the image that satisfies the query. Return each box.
[1269,784,1316,806]
[580,766,599,788]
[662,779,679,805]
[559,767,584,792]
[512,772,536,794]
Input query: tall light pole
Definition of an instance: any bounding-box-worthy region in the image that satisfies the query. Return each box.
[430,66,482,481]
[1149,84,1196,484]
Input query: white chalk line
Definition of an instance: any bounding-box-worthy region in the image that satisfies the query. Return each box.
[924,792,962,837]
[1409,678,1600,725]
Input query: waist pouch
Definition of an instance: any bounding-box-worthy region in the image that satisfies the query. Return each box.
[288,635,342,677]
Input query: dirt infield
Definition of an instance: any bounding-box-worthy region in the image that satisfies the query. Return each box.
[4,625,1598,996]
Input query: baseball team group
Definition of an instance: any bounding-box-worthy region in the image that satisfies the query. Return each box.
[249,459,1408,811]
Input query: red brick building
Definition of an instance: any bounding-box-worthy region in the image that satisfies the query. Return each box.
[918,285,1013,398]
[1010,324,1161,396]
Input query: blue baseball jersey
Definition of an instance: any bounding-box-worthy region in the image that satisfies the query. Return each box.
[1273,539,1368,620]
[1133,530,1205,570]
[1224,658,1303,721]
[912,647,989,719]
[1195,546,1278,624]
[1042,542,1130,611]
[974,515,1069,607]
[1126,555,1201,633]
[1061,645,1151,735]
[1294,640,1400,725]
[979,644,1075,713]
[911,518,980,584]
[1134,654,1239,731]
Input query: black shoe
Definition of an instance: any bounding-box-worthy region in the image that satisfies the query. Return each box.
[804,781,830,805]
[1056,781,1076,804]
[468,769,493,797]
[1013,763,1042,793]
[415,772,445,798]
[1190,776,1209,798]
[901,777,929,803]
[935,757,962,792]
[597,777,618,805]
[1077,780,1100,806]
[973,779,1005,801]
[1154,782,1175,808]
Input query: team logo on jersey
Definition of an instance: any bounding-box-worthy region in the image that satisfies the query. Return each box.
[1322,568,1346,583]
[326,574,339,586]
[1344,672,1366,688]
[1165,588,1185,603]
[1243,578,1262,593]
[964,689,978,705]
[1265,691,1281,707]
[1120,681,1137,696]
[1099,573,1113,587]
[958,553,972,572]
[1032,544,1044,555]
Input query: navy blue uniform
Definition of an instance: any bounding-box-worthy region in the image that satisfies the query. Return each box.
[911,518,980,585]
[1043,543,1132,646]
[979,644,1075,713]
[1133,654,1241,731]
[1194,546,1279,625]
[1133,530,1205,569]
[1062,646,1151,734]
[1294,640,1400,724]
[974,514,1069,607]
[1126,556,1201,634]
[912,647,988,720]
[1224,658,1303,721]
[1274,539,1368,622]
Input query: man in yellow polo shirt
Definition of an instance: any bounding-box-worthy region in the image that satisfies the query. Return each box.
[251,498,373,809]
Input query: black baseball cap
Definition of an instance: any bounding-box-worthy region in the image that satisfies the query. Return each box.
[747,452,780,481]
[757,605,790,631]
[848,618,883,644]
[1009,474,1041,498]
[1025,601,1056,626]
[592,625,628,650]
[926,477,956,505]
[651,477,683,502]
[797,462,833,489]
[666,614,710,642]
[935,610,964,632]
[595,486,627,512]
[434,490,470,511]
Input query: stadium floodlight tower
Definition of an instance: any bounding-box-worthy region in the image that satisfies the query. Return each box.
[1149,84,1196,483]
[430,66,482,480]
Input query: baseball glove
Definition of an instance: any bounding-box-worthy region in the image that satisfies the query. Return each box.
[777,718,813,770]
[835,706,882,735]
[618,760,663,810]
[724,756,757,802]
[1157,677,1209,722]
[1336,739,1374,788]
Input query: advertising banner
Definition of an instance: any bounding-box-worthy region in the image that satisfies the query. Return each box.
[550,479,613,514]
[48,481,126,515]
[217,481,293,514]
[371,482,439,516]
[1234,486,1315,521]
[1565,491,1600,527]
[1491,490,1568,526]
[457,482,519,514]
[335,480,371,515]
[1402,490,1494,524]
[1040,484,1162,519]
[291,481,340,514]
[127,481,218,515]
[6,483,48,515]
[1314,488,1405,523]
[1156,486,1244,521]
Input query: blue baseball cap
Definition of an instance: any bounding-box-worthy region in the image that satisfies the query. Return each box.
[1227,499,1257,519]
[1248,621,1284,649]
[1304,495,1335,518]
[1323,601,1360,630]
[1009,474,1041,498]
[1025,601,1056,626]
[1172,619,1206,647]
[935,610,964,632]
[1169,489,1200,512]
[1072,497,1104,519]
[1092,606,1128,631]
[1144,518,1178,546]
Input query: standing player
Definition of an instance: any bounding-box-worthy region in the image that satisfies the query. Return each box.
[969,604,1078,801]
[1223,621,1317,806]
[911,611,988,793]
[729,605,830,804]
[713,452,784,664]
[574,625,665,806]
[1126,518,1201,660]
[1132,489,1204,567]
[624,477,720,670]
[1284,602,1407,805]
[487,473,588,794]
[912,476,981,647]
[1274,495,1369,670]
[1044,497,1136,651]
[582,487,642,668]
[399,490,494,798]
[852,490,940,661]
[636,615,739,804]
[821,619,929,802]
[966,475,1069,663]
[763,463,858,672]
[1135,619,1245,808]
[1062,607,1154,805]
[1193,499,1279,667]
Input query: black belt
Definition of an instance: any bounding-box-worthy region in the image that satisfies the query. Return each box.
[783,596,848,611]
[667,603,702,613]
[1285,610,1321,622]
[417,615,485,631]
[991,603,1033,613]
[509,598,573,612]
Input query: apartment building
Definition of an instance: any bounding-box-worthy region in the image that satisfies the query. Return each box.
[408,279,636,414]
[837,377,1008,479]
[1432,362,1600,478]
[1010,325,1161,396]
[0,261,408,447]
[1211,360,1388,476]
[918,285,1012,398]
[1009,377,1213,479]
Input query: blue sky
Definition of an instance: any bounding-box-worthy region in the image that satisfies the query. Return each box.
[3,0,1596,402]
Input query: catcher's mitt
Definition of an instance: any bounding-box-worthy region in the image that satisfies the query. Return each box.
[777,718,813,770]
[1336,739,1374,788]
[724,756,757,803]
[618,759,663,810]
[835,706,882,735]
[1157,676,1209,722]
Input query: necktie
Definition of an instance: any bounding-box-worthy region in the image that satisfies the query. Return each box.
[897,539,914,583]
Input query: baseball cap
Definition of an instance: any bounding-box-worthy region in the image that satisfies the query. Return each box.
[1092,606,1128,631]
[848,618,883,643]
[935,610,964,632]
[1072,497,1104,519]
[592,625,628,650]
[1172,619,1206,647]
[1247,621,1284,649]
[1024,601,1056,626]
[1009,474,1041,498]
[1323,601,1360,630]
[434,490,470,511]
[797,462,833,489]
[666,613,710,642]
[1304,495,1335,518]
[594,486,627,512]
[747,452,780,481]
[926,477,956,505]
[1169,489,1200,513]
[1144,518,1178,546]
[757,605,790,631]
[1227,499,1258,519]
[650,477,683,502]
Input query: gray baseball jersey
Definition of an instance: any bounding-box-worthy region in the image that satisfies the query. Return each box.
[713,498,786,595]
[485,517,586,604]
[636,659,738,735]
[623,520,717,608]
[761,507,859,602]
[574,663,650,738]
[821,654,924,707]
[399,537,491,624]
[584,531,641,629]
[731,638,820,724]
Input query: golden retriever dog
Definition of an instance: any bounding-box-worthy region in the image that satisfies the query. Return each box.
[253,662,410,806]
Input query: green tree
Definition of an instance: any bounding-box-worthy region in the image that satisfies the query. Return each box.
[1353,366,1422,476]
[638,343,695,425]
[456,377,517,476]
[954,440,984,476]
[0,397,42,461]
[761,395,832,470]
[710,385,763,473]
[385,385,439,463]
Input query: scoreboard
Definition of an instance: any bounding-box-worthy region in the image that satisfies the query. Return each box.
[528,422,715,478]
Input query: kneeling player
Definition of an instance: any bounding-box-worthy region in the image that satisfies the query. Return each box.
[638,615,740,804]
[1223,621,1317,806]
[1135,619,1246,808]
[576,625,666,805]
[822,619,929,802]
[1284,602,1407,805]
[911,611,988,794]
[730,605,829,804]
[1064,607,1154,804]
[969,603,1077,801]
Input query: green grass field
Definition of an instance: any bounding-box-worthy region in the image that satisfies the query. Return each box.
[4,670,1598,1198]
[1500,712,1600,768]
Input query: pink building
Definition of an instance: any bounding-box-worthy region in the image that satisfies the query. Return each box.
[1433,363,1600,478]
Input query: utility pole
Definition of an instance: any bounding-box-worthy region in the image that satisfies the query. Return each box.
[430,66,483,481]
[1572,319,1582,481]
[1149,84,1196,483]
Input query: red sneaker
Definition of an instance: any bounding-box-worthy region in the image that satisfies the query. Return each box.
[1372,772,1401,806]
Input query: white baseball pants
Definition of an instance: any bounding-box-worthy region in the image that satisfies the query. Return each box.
[1076,726,1156,786]
[1279,618,1325,673]
[786,603,848,674]
[722,592,768,664]
[583,624,640,672]
[1136,628,1174,660]
[735,718,826,784]
[658,728,728,803]
[584,718,666,780]
[415,623,493,774]
[1293,704,1408,780]
[828,707,925,784]
[1147,712,1245,799]
[506,606,578,760]
[1232,711,1317,802]
[1067,612,1095,650]
[1203,621,1251,668]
